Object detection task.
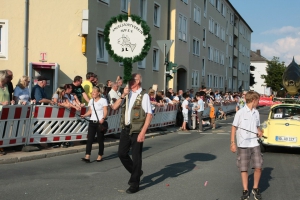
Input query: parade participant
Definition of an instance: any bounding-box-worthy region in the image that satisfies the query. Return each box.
[196,93,205,132]
[230,91,264,200]
[111,73,152,194]
[81,86,108,163]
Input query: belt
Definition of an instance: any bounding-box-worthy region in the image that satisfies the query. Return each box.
[125,124,131,128]
[89,120,99,123]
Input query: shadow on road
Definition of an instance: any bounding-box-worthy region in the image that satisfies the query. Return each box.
[248,167,273,192]
[140,153,216,190]
[102,146,152,161]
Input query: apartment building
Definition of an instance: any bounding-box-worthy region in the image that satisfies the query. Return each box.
[0,0,251,95]
[169,0,252,92]
[0,0,168,95]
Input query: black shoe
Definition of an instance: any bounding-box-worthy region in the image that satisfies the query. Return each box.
[81,158,90,163]
[128,170,143,185]
[252,188,262,200]
[240,190,249,200]
[126,186,139,194]
[96,159,103,162]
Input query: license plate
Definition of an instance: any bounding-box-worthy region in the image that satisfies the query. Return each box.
[275,136,297,142]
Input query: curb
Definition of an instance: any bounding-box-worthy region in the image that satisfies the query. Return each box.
[0,128,177,164]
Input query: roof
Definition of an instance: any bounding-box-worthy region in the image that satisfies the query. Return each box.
[250,50,268,62]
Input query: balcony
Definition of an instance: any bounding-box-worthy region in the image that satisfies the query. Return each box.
[234,27,238,37]
[234,47,238,57]
[233,68,237,77]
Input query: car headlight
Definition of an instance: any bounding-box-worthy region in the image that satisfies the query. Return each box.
[261,122,267,129]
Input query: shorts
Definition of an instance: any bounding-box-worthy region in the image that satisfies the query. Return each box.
[210,117,215,124]
[236,146,263,171]
[182,112,188,122]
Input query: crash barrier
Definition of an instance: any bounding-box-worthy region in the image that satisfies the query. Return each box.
[0,102,237,148]
[258,97,281,107]
[0,105,32,148]
[187,102,237,130]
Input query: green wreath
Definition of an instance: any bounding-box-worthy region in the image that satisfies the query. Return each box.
[104,14,152,83]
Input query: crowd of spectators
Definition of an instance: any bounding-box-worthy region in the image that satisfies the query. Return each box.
[0,69,249,154]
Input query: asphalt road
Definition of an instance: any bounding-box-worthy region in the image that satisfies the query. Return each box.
[0,107,300,200]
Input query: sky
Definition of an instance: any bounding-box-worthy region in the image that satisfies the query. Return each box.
[229,0,300,65]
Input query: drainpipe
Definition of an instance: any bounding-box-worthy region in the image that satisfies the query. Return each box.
[24,0,29,75]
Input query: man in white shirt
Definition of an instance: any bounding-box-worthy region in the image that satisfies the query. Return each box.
[111,73,152,194]
[230,91,264,200]
[196,93,205,132]
[108,82,121,105]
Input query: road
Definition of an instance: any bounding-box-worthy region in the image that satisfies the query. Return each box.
[0,107,300,200]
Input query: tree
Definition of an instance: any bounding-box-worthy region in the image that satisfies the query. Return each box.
[261,56,286,92]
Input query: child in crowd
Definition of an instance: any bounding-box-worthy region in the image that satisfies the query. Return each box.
[217,107,226,120]
[179,92,190,131]
[208,103,216,129]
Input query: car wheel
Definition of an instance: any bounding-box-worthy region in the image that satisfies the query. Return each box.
[260,143,266,153]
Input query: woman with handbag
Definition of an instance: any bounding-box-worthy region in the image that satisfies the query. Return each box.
[80,86,108,163]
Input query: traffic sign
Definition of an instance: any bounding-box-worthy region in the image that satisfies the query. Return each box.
[156,40,174,54]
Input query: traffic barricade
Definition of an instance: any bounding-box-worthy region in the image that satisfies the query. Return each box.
[149,105,165,129]
[106,107,122,134]
[26,106,89,145]
[0,105,32,148]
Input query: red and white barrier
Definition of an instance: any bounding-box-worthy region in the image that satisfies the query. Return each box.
[258,97,281,106]
[0,105,32,148]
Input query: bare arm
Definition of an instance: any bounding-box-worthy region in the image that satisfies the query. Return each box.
[137,113,153,142]
[82,92,90,104]
[81,107,92,118]
[230,126,237,153]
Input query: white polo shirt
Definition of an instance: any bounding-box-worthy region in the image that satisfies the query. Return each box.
[232,105,260,148]
[126,87,152,124]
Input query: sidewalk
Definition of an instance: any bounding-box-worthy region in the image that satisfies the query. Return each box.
[0,127,179,164]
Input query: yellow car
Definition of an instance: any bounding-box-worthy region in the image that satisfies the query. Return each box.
[260,103,300,152]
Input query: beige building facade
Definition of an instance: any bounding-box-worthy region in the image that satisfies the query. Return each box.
[0,0,251,97]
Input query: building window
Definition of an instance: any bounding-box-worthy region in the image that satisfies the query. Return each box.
[216,0,221,12]
[221,2,226,17]
[203,28,206,47]
[208,17,214,33]
[208,46,213,61]
[139,0,147,20]
[202,58,205,77]
[178,14,187,41]
[193,5,201,25]
[121,0,128,13]
[192,70,199,87]
[214,75,218,88]
[0,21,8,59]
[229,56,232,68]
[207,74,213,87]
[228,77,232,89]
[137,58,146,69]
[192,38,200,56]
[209,0,215,6]
[225,67,228,80]
[153,48,159,71]
[96,29,108,63]
[203,0,207,17]
[154,3,161,27]
[182,0,188,4]
[98,0,109,4]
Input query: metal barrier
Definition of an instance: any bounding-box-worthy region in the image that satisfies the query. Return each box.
[0,105,32,147]
[0,102,237,148]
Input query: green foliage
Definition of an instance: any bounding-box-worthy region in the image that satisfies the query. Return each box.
[103,14,152,83]
[261,56,286,91]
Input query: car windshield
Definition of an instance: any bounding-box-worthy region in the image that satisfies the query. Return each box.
[271,106,300,120]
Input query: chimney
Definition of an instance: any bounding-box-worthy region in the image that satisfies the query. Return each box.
[256,49,261,56]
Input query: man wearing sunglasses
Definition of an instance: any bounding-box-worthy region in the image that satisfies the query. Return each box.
[111,73,152,194]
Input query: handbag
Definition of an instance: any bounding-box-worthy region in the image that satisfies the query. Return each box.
[92,99,108,133]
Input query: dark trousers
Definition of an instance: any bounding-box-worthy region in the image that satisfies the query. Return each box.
[197,111,203,131]
[118,128,143,187]
[85,122,105,155]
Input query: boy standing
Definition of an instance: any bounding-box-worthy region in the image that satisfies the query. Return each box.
[208,103,216,129]
[180,93,190,131]
[230,91,264,200]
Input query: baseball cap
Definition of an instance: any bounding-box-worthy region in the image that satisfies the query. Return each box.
[37,76,49,81]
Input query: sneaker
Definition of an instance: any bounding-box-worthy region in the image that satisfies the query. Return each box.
[252,188,262,200]
[178,127,183,131]
[212,128,215,130]
[240,190,249,200]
